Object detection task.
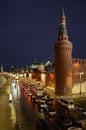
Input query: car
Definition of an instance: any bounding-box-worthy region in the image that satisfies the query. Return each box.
[41,95,46,100]
[44,107,56,119]
[28,91,32,96]
[34,96,41,104]
[78,112,86,120]
[30,95,36,101]
[45,98,54,106]
[57,115,72,127]
[9,93,12,102]
[37,100,47,112]
[68,126,83,130]
[77,107,85,112]
[82,111,86,116]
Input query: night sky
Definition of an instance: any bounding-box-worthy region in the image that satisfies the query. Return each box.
[0,0,86,69]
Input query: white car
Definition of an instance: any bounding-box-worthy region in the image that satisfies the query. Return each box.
[9,93,12,102]
[68,126,83,130]
[83,112,86,116]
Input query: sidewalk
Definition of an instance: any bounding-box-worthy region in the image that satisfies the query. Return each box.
[72,93,86,99]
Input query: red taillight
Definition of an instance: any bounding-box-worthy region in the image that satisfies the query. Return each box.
[27,96,30,102]
[40,109,43,112]
[35,104,38,110]
[48,118,52,122]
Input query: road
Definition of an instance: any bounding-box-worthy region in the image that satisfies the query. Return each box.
[15,80,86,130]
[0,79,16,130]
[0,79,37,130]
[0,79,59,130]
[18,84,59,130]
[1,78,86,130]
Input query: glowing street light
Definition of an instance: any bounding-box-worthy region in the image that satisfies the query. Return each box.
[41,72,46,84]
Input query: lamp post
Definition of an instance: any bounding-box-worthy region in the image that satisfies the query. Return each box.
[78,72,84,95]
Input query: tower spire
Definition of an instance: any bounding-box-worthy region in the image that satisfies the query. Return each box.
[58,7,68,41]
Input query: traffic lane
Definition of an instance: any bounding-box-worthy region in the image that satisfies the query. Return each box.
[20,99,54,130]
[19,91,39,130]
[19,88,59,130]
[12,82,37,130]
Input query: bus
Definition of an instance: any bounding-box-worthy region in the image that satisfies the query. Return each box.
[58,97,74,109]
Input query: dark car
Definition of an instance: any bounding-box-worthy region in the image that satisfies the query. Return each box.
[45,98,54,106]
[45,107,56,118]
[30,95,36,101]
[37,100,47,112]
[34,96,41,104]
[57,115,72,128]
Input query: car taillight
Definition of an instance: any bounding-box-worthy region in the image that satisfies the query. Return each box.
[48,118,52,122]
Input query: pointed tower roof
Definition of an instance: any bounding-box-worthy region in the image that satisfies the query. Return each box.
[58,8,68,41]
[61,7,65,17]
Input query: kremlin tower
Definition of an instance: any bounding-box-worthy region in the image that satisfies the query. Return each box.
[54,8,73,96]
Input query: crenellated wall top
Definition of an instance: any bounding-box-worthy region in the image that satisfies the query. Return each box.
[72,58,86,65]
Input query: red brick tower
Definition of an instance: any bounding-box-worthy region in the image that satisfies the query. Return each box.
[54,8,73,96]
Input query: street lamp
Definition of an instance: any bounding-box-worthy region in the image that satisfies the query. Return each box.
[41,72,46,85]
[78,72,84,95]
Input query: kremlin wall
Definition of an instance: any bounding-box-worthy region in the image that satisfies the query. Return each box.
[72,58,86,84]
[28,58,86,95]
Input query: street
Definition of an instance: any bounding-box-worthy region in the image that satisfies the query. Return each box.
[0,79,57,130]
[0,80,16,130]
[1,78,86,130]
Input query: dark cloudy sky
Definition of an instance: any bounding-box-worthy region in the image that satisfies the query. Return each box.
[0,0,86,69]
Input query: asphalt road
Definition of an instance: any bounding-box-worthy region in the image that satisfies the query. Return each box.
[0,79,58,130]
[14,80,86,130]
[1,78,86,130]
[18,85,56,130]
[0,80,16,130]
[0,79,38,130]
